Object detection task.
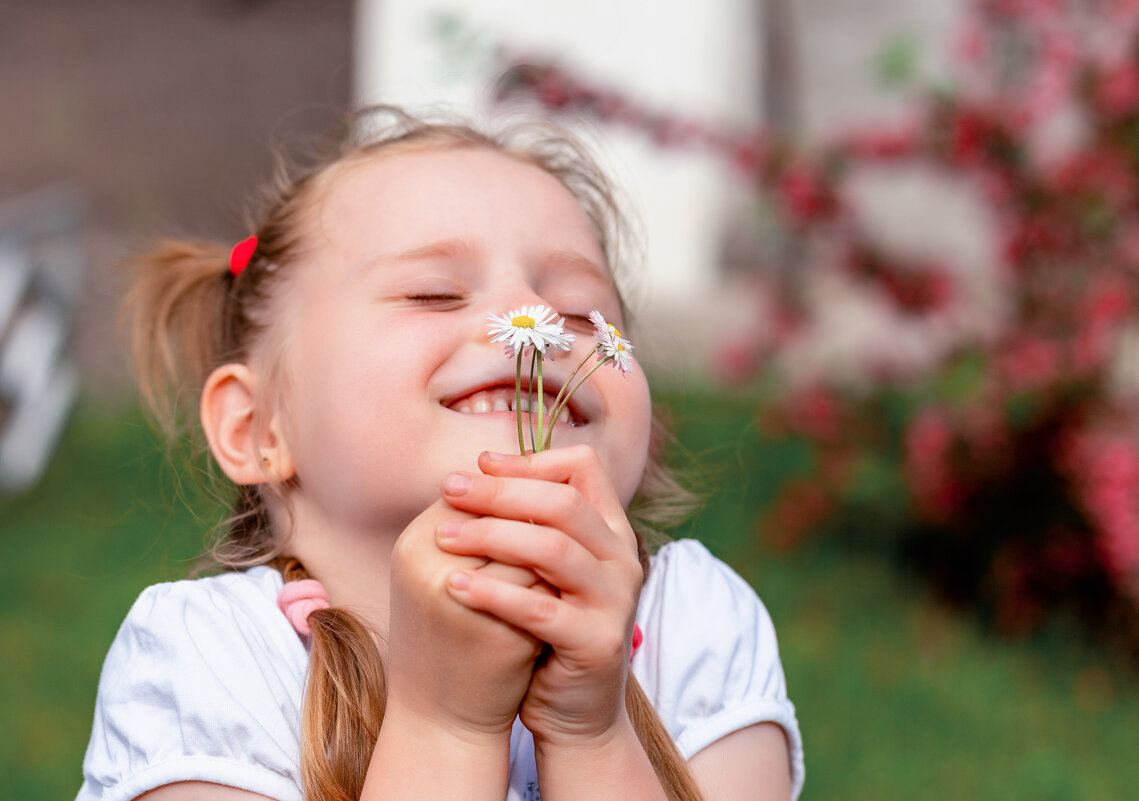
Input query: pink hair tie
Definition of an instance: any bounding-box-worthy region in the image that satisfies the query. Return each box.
[630,623,644,660]
[277,579,331,638]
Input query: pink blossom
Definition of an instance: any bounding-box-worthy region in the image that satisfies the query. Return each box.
[950,109,989,166]
[1064,432,1139,578]
[1071,277,1132,371]
[954,14,987,68]
[1118,223,1139,269]
[783,385,841,442]
[843,118,921,160]
[1085,276,1132,327]
[731,137,767,181]
[1095,61,1139,117]
[905,408,963,523]
[999,337,1061,391]
[976,166,1015,207]
[714,339,763,387]
[1019,28,1078,123]
[779,163,838,224]
[1050,149,1135,211]
[1108,0,1139,25]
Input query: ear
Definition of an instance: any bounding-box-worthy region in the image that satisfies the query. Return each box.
[200,363,295,485]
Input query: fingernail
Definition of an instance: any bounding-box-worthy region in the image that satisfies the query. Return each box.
[436,519,462,540]
[442,472,472,495]
[482,451,507,462]
[449,571,472,590]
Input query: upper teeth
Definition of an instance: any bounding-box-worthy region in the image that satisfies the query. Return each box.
[451,387,572,424]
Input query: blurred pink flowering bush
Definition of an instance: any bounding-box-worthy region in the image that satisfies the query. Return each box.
[495,0,1139,657]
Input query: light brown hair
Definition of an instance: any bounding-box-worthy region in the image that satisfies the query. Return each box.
[123,106,703,801]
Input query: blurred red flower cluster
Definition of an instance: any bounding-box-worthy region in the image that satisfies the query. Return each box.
[495,0,1139,658]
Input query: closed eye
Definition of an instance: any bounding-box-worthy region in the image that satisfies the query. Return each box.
[405,293,466,308]
[561,313,595,332]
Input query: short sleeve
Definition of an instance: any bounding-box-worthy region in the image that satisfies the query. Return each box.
[633,539,805,799]
[76,567,309,801]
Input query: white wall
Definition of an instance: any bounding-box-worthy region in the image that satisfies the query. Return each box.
[354,0,760,309]
[353,0,967,378]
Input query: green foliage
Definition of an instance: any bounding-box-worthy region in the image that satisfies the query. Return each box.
[1,406,222,801]
[875,35,921,89]
[3,398,1137,800]
[664,389,1139,801]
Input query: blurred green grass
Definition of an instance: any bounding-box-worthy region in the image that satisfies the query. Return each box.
[2,395,1136,800]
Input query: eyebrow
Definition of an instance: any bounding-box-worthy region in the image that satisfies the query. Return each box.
[389,238,478,263]
[357,239,607,281]
[545,249,609,279]
[350,238,477,284]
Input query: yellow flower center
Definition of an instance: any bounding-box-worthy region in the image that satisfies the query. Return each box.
[512,315,537,328]
[608,324,622,337]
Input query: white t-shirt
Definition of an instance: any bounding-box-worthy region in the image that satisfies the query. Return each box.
[77,539,804,800]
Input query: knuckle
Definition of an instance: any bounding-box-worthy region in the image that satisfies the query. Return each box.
[456,516,483,545]
[390,531,418,565]
[620,555,644,585]
[568,443,598,465]
[522,593,559,628]
[537,528,574,564]
[595,624,627,660]
[483,476,508,506]
[549,485,585,519]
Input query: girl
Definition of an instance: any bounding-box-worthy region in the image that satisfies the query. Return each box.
[77,107,804,801]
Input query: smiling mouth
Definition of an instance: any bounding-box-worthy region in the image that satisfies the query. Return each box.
[445,386,582,426]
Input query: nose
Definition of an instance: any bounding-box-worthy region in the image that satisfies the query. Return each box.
[478,282,582,357]
[475,279,553,337]
[490,276,552,313]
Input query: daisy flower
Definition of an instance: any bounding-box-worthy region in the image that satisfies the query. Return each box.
[588,310,635,375]
[488,305,639,453]
[487,305,575,357]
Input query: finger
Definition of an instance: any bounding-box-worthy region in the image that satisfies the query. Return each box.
[477,447,631,533]
[473,558,544,589]
[437,516,605,595]
[447,569,623,657]
[441,471,629,561]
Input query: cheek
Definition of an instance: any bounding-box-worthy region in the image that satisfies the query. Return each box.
[607,375,654,506]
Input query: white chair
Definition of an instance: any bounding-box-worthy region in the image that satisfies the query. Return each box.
[0,187,83,494]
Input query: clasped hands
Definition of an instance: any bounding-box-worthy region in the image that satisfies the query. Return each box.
[385,445,645,751]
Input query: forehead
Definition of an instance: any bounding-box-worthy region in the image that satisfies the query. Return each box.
[308,145,605,262]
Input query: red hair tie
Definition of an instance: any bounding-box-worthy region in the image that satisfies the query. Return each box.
[277,578,330,638]
[229,235,258,276]
[630,623,644,660]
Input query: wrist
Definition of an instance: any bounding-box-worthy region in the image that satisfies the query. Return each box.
[381,695,515,751]
[363,699,513,801]
[531,709,630,758]
[533,713,668,801]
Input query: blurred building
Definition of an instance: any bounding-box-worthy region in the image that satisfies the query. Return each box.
[0,0,354,405]
[355,0,963,376]
[0,1,971,489]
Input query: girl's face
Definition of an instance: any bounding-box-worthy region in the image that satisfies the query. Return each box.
[274,146,653,533]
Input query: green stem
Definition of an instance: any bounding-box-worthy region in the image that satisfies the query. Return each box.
[543,355,613,450]
[543,345,601,446]
[514,350,525,455]
[527,351,538,453]
[550,345,600,417]
[536,352,545,452]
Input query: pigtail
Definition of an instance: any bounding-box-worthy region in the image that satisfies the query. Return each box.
[627,676,707,801]
[120,239,234,438]
[302,607,387,801]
